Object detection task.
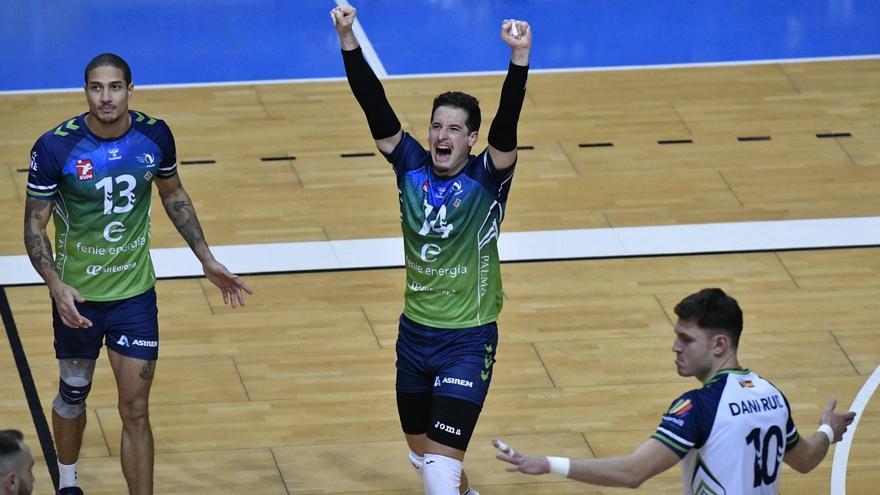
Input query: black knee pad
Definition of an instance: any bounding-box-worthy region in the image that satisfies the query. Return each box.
[426,395,482,451]
[397,391,433,435]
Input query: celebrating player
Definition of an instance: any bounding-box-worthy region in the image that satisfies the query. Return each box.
[332,4,531,495]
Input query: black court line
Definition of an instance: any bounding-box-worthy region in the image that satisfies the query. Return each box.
[516,145,534,150]
[737,136,771,142]
[180,159,216,165]
[817,132,852,138]
[16,168,29,173]
[340,152,376,158]
[260,156,297,162]
[0,287,60,491]
[658,139,693,145]
[578,142,613,148]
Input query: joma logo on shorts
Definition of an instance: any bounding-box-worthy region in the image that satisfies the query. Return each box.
[434,421,461,436]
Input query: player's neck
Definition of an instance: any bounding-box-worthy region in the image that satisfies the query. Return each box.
[85,111,131,140]
[432,160,467,178]
[700,353,741,383]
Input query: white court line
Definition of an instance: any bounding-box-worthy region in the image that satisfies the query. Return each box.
[2,216,879,286]
[1,54,877,96]
[831,364,880,495]
[334,0,388,78]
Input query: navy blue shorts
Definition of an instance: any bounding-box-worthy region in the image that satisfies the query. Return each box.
[53,288,159,361]
[395,314,498,407]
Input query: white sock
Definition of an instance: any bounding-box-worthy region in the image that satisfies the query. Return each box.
[409,451,425,477]
[422,454,462,495]
[58,460,79,488]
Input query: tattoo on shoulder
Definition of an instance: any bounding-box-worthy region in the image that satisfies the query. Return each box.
[139,360,156,380]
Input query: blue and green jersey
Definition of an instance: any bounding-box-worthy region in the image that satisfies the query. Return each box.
[386,132,516,328]
[26,111,177,301]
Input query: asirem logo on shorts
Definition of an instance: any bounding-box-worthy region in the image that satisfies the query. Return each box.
[434,376,474,388]
[115,335,157,348]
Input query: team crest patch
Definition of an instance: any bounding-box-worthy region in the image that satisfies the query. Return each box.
[738,379,754,388]
[668,398,693,417]
[76,159,94,181]
[422,180,429,192]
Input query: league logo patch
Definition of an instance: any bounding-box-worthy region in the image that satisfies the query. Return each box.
[76,159,94,181]
[137,153,157,167]
[451,180,463,195]
[144,171,154,182]
[668,398,693,417]
[738,379,755,388]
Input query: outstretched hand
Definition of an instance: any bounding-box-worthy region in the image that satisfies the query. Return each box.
[820,398,856,442]
[202,259,253,308]
[493,439,550,475]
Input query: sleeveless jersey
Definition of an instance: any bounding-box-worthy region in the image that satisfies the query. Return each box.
[26,111,177,301]
[652,368,800,495]
[386,133,515,328]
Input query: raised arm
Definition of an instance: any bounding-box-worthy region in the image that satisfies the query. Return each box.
[155,174,252,307]
[23,196,92,328]
[783,398,856,473]
[487,19,532,170]
[493,437,679,488]
[331,5,402,154]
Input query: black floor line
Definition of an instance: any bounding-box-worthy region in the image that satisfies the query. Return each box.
[0,287,59,491]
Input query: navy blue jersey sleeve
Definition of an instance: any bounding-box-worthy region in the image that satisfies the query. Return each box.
[481,149,516,188]
[132,112,177,179]
[384,132,429,179]
[651,391,711,459]
[474,148,516,196]
[26,136,64,200]
[780,392,800,451]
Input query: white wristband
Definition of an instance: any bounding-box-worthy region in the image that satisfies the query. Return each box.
[817,424,835,443]
[547,456,570,478]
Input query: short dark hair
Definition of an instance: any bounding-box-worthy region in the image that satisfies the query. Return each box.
[84,53,132,86]
[674,288,744,348]
[0,430,24,458]
[431,91,481,133]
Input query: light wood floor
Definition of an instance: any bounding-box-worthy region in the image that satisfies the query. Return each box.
[1,59,878,494]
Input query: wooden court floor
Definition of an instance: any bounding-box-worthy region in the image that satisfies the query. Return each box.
[1,59,879,493]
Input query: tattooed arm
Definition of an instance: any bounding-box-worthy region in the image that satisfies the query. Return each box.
[23,197,92,327]
[155,174,252,307]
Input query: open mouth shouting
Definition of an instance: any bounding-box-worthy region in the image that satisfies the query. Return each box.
[434,143,453,162]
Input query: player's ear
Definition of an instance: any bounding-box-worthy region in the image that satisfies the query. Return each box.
[712,333,729,356]
[467,130,479,147]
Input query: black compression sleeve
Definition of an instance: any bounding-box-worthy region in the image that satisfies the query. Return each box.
[488,62,529,152]
[341,47,401,140]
